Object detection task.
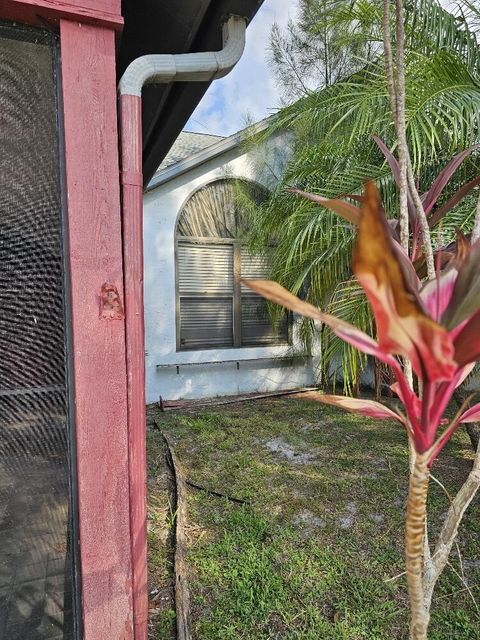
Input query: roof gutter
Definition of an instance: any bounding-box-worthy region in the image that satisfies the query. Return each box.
[117,16,246,640]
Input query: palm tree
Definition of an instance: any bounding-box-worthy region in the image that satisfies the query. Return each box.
[247,0,480,393]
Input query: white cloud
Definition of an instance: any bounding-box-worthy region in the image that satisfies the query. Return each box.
[186,0,300,136]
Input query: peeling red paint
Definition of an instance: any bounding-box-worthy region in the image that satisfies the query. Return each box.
[100,283,125,320]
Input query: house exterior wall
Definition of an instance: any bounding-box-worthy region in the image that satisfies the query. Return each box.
[144,132,320,402]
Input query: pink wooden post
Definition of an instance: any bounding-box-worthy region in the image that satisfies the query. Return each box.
[60,17,135,640]
[0,3,150,637]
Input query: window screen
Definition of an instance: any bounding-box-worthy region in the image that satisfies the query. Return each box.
[0,24,77,640]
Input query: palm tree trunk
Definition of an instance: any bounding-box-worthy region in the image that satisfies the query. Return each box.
[453,391,480,452]
[406,451,430,639]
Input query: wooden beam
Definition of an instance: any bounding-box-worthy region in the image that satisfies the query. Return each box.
[1,0,123,31]
[60,20,134,640]
[119,92,148,640]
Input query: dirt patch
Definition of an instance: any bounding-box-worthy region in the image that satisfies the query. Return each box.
[368,513,385,524]
[264,437,317,464]
[292,509,326,530]
[337,501,358,529]
[298,419,328,433]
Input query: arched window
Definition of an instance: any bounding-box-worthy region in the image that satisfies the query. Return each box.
[175,179,288,350]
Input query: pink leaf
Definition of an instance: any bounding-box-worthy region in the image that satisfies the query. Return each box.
[458,402,480,423]
[307,393,405,423]
[453,309,480,367]
[455,363,476,388]
[242,279,419,431]
[391,381,421,425]
[422,146,479,215]
[429,370,465,432]
[420,268,458,321]
[289,188,361,225]
[353,183,456,382]
[428,175,480,228]
[241,279,400,366]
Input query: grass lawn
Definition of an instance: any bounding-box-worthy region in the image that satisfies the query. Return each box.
[146,394,480,640]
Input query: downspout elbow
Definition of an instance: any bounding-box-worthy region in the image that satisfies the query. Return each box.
[210,15,247,79]
[118,15,246,96]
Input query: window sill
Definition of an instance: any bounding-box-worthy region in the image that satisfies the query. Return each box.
[157,345,309,369]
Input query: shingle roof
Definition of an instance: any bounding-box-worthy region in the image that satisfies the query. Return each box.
[147,117,276,192]
[157,131,225,171]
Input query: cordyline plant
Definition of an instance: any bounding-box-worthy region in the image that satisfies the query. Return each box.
[286,134,480,397]
[244,181,480,639]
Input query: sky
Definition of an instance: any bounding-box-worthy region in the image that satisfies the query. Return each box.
[185,0,460,138]
[185,0,300,137]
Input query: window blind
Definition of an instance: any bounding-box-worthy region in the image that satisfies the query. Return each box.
[178,242,234,349]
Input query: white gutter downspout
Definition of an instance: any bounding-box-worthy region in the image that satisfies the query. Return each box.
[119,15,246,95]
[117,16,246,640]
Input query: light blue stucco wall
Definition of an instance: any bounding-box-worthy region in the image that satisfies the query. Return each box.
[143,132,320,402]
